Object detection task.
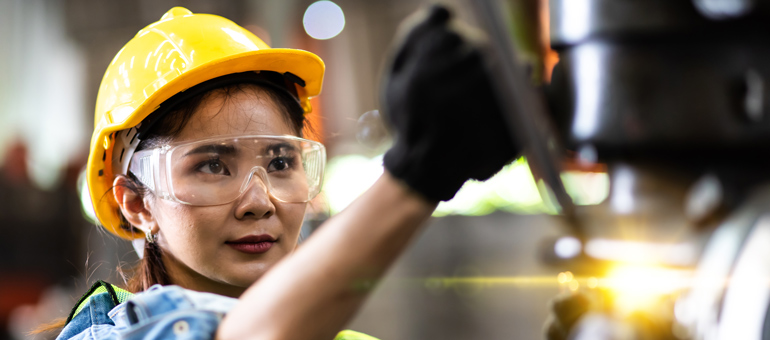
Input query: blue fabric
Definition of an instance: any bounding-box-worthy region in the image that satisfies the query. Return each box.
[56,284,378,340]
[57,285,235,340]
[57,292,120,340]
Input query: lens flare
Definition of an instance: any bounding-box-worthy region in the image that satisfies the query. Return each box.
[602,265,693,314]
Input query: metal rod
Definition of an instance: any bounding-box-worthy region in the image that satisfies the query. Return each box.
[467,0,582,234]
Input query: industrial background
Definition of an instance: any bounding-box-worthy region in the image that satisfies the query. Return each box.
[0,0,595,339]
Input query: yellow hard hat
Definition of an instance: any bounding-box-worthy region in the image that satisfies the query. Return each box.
[87,7,325,240]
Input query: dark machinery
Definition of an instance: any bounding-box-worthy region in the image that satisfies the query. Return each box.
[470,0,770,339]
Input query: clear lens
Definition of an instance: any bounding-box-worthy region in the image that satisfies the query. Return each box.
[131,135,325,205]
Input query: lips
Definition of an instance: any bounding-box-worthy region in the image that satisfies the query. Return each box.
[225,234,276,254]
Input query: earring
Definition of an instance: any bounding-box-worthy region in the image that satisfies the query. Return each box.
[145,229,158,244]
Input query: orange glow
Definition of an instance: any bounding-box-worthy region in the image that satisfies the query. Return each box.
[540,0,559,83]
[304,96,325,143]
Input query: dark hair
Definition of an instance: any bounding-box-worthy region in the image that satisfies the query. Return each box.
[120,81,307,293]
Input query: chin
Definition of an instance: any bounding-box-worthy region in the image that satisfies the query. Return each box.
[216,245,292,288]
[223,264,271,287]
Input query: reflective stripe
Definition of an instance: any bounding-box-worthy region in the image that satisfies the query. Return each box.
[66,280,135,324]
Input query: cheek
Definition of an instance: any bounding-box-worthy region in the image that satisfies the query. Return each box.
[154,202,230,251]
[275,202,307,242]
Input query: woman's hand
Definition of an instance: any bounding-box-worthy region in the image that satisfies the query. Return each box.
[382,5,520,202]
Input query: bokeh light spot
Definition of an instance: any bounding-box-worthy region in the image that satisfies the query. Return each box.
[557,272,568,284]
[554,236,582,259]
[303,1,345,40]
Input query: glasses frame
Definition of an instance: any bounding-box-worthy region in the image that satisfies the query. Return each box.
[128,134,326,206]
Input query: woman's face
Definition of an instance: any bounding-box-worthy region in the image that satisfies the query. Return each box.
[149,86,307,296]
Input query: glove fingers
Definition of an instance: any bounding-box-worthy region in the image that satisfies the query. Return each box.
[385,32,467,149]
[425,5,451,25]
[383,6,456,138]
[389,5,453,74]
[392,25,465,89]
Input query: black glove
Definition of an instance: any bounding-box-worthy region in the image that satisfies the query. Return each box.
[382,5,519,202]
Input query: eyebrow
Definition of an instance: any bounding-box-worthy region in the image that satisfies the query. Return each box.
[266,142,299,155]
[183,144,238,157]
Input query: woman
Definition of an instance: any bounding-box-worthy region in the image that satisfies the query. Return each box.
[53,5,517,340]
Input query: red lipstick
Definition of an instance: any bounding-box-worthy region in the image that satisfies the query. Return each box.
[226,234,275,254]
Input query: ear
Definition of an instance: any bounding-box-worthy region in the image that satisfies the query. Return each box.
[113,175,158,235]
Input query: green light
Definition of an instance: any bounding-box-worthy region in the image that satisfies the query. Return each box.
[561,171,610,205]
[323,154,383,214]
[322,155,609,216]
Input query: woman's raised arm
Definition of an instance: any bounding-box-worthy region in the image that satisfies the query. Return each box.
[218,172,435,340]
[217,5,519,340]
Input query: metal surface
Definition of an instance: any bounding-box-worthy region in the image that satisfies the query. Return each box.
[541,0,770,338]
[550,40,770,155]
[547,0,770,161]
[468,0,579,232]
[549,0,706,47]
[677,184,770,339]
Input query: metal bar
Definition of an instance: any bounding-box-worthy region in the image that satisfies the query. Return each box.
[467,0,582,234]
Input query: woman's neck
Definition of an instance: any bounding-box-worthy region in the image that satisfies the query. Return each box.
[161,252,248,298]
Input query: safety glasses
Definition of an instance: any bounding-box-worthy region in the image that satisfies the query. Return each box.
[128,135,325,205]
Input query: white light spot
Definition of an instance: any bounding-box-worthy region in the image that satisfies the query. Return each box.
[610,165,635,214]
[303,1,345,40]
[554,236,582,259]
[571,44,605,139]
[561,0,592,42]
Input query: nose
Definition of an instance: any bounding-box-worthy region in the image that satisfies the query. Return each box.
[233,167,275,220]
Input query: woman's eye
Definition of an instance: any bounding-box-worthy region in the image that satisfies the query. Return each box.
[267,157,291,172]
[197,159,230,175]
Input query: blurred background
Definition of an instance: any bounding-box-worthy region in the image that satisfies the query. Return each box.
[0,0,694,339]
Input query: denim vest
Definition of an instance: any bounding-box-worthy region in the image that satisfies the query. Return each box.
[57,281,378,340]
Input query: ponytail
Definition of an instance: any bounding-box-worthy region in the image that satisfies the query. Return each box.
[126,239,171,292]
